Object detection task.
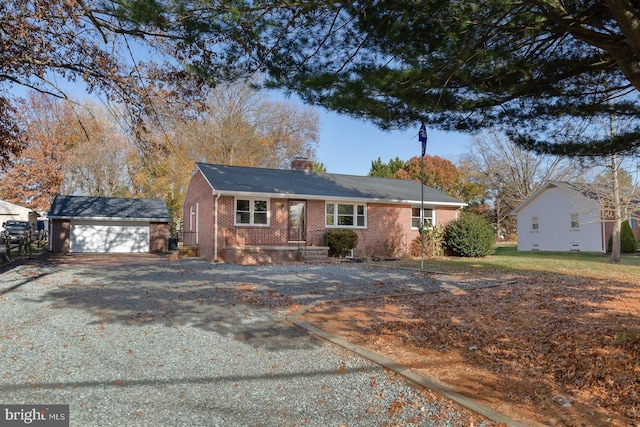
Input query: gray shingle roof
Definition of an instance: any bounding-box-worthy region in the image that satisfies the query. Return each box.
[558,181,640,204]
[48,195,170,221]
[196,163,464,205]
[511,180,640,216]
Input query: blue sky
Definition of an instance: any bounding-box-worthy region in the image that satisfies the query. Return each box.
[272,90,471,176]
[7,31,471,176]
[11,76,470,176]
[314,107,470,176]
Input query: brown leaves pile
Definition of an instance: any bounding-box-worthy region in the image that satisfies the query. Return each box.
[219,283,294,309]
[301,272,640,426]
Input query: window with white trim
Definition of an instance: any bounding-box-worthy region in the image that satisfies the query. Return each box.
[532,216,539,231]
[325,202,366,227]
[235,198,269,226]
[629,213,637,229]
[411,207,434,229]
[570,213,579,229]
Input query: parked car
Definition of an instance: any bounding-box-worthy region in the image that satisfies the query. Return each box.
[2,220,31,242]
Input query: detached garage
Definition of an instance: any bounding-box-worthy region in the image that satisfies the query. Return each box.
[48,195,171,254]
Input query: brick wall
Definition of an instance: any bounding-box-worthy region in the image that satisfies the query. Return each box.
[357,204,413,257]
[219,198,463,260]
[349,204,460,258]
[182,171,216,260]
[184,170,464,262]
[604,220,612,251]
[603,214,640,251]
[221,198,297,247]
[436,207,459,225]
[305,200,326,246]
[150,222,170,253]
[50,219,70,253]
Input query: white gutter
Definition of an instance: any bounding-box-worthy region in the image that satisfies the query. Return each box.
[212,190,466,207]
[47,216,169,222]
[214,191,221,262]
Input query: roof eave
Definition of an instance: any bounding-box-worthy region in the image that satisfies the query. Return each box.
[213,190,465,206]
[48,216,170,222]
[509,181,596,216]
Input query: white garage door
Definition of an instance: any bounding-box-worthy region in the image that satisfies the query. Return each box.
[70,220,150,253]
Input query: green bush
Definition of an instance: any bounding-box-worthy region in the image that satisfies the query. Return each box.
[621,220,638,253]
[444,212,495,257]
[324,229,358,257]
[411,224,445,257]
[609,220,638,253]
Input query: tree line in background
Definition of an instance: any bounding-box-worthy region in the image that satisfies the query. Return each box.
[3,1,640,261]
[0,83,320,227]
[2,1,640,156]
[3,82,639,256]
[368,131,640,247]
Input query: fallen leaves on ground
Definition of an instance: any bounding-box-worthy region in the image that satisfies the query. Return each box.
[298,270,640,426]
[216,283,294,309]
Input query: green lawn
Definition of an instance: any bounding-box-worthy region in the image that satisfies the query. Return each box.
[376,244,640,282]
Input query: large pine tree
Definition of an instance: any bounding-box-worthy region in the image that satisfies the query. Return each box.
[4,1,640,158]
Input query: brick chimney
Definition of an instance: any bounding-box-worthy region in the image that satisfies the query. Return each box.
[291,157,314,172]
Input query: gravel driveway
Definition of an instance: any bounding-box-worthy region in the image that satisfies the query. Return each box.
[0,255,494,426]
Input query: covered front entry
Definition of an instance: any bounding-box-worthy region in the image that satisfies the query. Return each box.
[70,219,150,253]
[288,201,306,242]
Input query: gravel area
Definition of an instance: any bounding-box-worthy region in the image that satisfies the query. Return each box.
[0,255,495,426]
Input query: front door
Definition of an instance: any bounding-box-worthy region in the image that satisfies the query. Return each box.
[288,201,306,242]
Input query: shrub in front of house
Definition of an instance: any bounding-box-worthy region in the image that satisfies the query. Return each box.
[608,220,638,253]
[444,212,495,257]
[621,220,638,253]
[411,224,445,257]
[324,229,358,257]
[383,235,406,259]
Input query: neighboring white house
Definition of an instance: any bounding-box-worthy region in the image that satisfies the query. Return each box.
[511,181,640,253]
[0,200,39,232]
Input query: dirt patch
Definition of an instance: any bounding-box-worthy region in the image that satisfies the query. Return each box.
[297,271,640,426]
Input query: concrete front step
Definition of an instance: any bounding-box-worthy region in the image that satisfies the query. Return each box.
[299,247,330,262]
[179,245,330,264]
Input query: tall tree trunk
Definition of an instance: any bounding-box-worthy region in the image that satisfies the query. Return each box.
[495,195,502,239]
[610,155,622,263]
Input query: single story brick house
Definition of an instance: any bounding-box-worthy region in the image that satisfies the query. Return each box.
[511,181,640,252]
[182,159,466,264]
[48,195,170,254]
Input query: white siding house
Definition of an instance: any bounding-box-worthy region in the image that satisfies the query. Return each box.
[511,182,607,252]
[0,200,39,233]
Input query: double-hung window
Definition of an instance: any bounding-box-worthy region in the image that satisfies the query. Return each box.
[570,213,579,229]
[532,216,539,231]
[411,207,434,229]
[235,198,269,226]
[325,202,366,228]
